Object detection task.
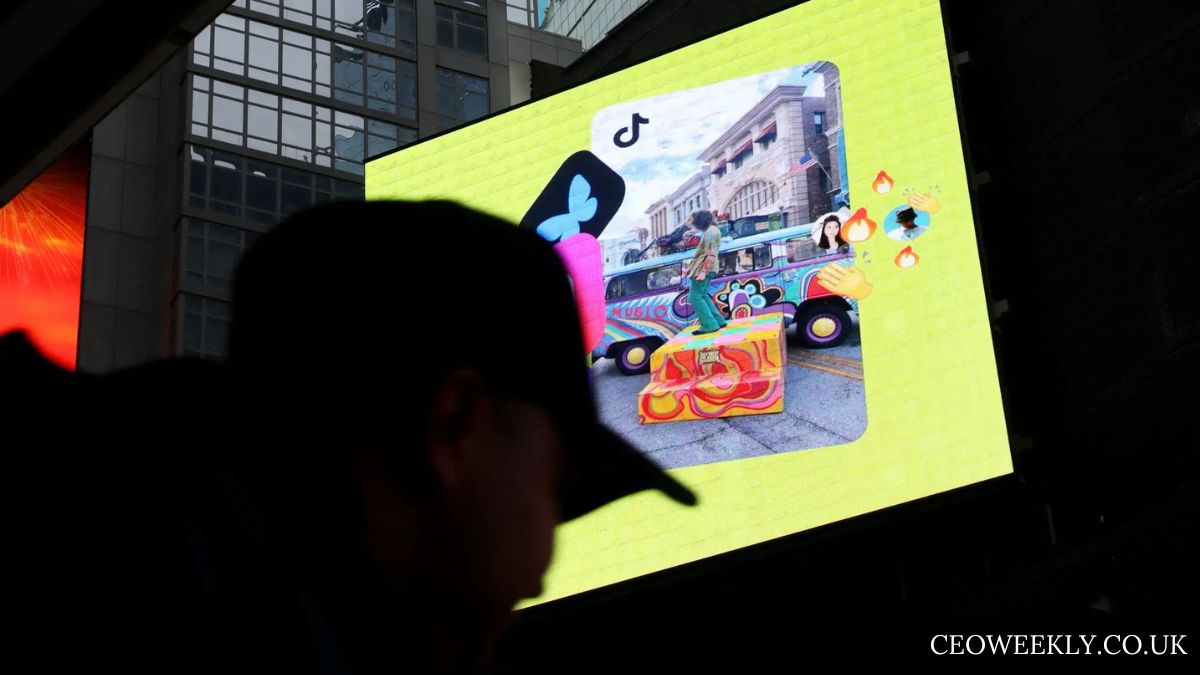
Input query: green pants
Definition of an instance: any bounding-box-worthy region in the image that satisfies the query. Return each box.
[688,273,727,333]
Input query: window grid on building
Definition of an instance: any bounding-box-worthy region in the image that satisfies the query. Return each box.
[182,217,263,295]
[229,0,416,51]
[727,181,778,219]
[435,4,488,57]
[192,13,417,121]
[190,74,415,175]
[179,294,233,359]
[506,0,537,26]
[542,0,649,49]
[186,144,364,227]
[436,68,490,130]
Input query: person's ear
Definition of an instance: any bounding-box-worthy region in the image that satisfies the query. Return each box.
[426,368,490,493]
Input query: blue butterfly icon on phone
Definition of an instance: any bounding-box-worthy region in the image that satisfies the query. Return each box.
[519,151,625,242]
[536,174,598,242]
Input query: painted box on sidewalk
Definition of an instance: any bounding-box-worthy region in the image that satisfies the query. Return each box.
[638,313,787,424]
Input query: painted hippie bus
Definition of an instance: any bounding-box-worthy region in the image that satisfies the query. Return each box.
[596,223,857,375]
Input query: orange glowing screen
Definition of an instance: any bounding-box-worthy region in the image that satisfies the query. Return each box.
[0,148,89,369]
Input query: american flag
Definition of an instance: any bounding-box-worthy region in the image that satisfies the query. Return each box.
[785,151,821,179]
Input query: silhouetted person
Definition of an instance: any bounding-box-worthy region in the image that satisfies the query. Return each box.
[2,201,696,674]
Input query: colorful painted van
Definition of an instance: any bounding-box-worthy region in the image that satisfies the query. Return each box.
[596,223,857,375]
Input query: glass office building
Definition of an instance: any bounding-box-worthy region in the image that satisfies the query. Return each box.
[77,0,580,369]
[541,0,649,50]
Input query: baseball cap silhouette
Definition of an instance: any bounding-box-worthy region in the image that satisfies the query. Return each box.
[227,200,697,521]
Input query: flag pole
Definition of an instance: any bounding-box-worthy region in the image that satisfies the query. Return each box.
[808,147,835,185]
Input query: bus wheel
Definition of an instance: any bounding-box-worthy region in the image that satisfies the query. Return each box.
[794,304,850,348]
[614,340,656,375]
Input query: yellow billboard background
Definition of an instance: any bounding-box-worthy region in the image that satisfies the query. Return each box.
[367,0,1010,604]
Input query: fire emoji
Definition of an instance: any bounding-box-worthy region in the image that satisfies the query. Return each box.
[840,208,878,244]
[871,171,894,194]
[894,246,920,268]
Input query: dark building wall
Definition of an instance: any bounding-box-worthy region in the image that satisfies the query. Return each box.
[797,96,831,219]
[78,53,189,370]
[946,0,1200,473]
[0,0,232,205]
[818,61,844,197]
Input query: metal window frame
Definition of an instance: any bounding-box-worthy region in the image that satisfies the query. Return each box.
[434,2,489,58]
[191,11,419,127]
[188,73,415,176]
[434,66,490,130]
[183,141,365,230]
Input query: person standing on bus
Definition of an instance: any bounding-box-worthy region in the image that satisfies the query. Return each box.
[684,210,727,335]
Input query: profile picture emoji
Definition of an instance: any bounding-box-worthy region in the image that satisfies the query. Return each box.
[884,206,930,242]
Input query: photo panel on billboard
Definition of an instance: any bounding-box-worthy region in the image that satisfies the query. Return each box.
[585,63,866,469]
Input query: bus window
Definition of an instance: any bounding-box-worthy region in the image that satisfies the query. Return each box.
[786,237,820,263]
[605,277,623,300]
[606,269,651,300]
[718,252,736,276]
[749,244,772,270]
[647,263,684,290]
[719,244,772,275]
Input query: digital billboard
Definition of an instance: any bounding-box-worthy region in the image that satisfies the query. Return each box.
[367,0,1010,604]
[0,145,89,369]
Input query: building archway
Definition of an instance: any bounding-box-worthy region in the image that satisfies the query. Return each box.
[725,180,779,219]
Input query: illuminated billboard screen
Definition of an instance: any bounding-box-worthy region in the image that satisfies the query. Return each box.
[0,145,89,369]
[367,0,1010,603]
